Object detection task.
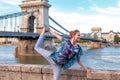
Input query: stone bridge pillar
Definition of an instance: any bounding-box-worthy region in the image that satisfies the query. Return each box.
[16,0,51,56]
[91,27,102,39]
[20,0,51,33]
[88,42,102,49]
[89,27,103,49]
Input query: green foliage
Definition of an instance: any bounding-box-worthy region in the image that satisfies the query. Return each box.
[114,34,120,44]
[78,40,90,43]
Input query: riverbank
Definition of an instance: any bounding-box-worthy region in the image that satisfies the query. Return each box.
[0,64,86,80]
[0,63,120,80]
[110,43,120,47]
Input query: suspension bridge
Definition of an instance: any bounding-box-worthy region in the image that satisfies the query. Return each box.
[0,0,108,56]
[0,10,106,42]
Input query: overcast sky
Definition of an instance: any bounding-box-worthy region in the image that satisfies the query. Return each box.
[0,0,120,33]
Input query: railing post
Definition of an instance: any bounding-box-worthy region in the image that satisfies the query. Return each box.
[14,27,16,32]
[17,26,19,32]
[4,26,5,31]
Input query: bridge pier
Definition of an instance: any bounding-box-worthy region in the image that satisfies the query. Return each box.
[15,38,56,56]
[15,39,39,56]
[88,42,103,49]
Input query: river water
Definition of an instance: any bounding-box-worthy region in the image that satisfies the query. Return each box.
[0,45,120,70]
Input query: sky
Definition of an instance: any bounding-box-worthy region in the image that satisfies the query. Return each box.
[0,0,120,33]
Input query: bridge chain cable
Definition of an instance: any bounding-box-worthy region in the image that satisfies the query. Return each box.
[0,19,2,31]
[5,18,8,31]
[0,10,39,19]
[49,25,69,38]
[0,10,38,32]
[10,17,13,31]
[49,16,69,33]
[14,15,17,32]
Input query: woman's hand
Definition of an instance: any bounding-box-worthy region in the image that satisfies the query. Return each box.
[44,24,50,32]
[41,27,46,34]
[85,67,96,72]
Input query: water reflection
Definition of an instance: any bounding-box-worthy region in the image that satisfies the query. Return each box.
[0,45,49,65]
[17,56,49,65]
[1,45,120,70]
[81,46,120,70]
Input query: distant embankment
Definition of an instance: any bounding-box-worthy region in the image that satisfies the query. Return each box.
[0,64,120,80]
[0,38,18,45]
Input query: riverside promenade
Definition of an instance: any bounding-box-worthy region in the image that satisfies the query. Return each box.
[0,64,120,80]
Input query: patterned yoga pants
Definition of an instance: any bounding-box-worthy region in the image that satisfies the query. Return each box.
[34,34,62,80]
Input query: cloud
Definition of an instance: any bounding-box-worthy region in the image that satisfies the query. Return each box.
[0,0,22,15]
[88,0,93,3]
[118,0,120,7]
[0,0,120,33]
[0,0,22,6]
[90,6,109,14]
[88,0,120,15]
[90,3,120,16]
[49,7,120,33]
[78,7,84,10]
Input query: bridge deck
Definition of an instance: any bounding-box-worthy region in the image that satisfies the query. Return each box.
[0,31,107,43]
[0,31,39,39]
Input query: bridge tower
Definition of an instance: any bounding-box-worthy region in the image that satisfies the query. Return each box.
[90,27,102,39]
[16,0,51,56]
[89,27,103,49]
[19,0,51,33]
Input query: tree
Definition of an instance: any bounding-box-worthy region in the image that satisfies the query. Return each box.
[114,34,120,44]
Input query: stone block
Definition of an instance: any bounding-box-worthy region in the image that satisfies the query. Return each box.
[21,65,42,73]
[22,73,42,80]
[42,74,53,80]
[111,71,120,80]
[0,64,9,71]
[87,79,102,80]
[0,71,8,80]
[87,70,112,80]
[8,64,22,72]
[0,71,21,80]
[62,66,86,77]
[41,65,53,74]
[60,75,87,80]
[8,72,21,80]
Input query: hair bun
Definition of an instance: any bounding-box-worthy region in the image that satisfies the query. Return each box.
[69,29,79,38]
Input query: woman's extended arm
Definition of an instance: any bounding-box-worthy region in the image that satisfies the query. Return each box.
[49,29,63,41]
[77,59,90,72]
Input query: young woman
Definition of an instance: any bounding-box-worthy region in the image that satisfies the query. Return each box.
[35,26,92,80]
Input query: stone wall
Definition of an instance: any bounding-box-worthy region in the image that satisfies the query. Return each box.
[0,64,86,80]
[0,64,120,80]
[87,70,120,80]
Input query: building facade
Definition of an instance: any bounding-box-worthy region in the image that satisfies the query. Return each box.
[102,30,120,43]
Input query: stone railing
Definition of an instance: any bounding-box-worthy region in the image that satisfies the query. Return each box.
[0,64,120,80]
[87,70,120,80]
[0,64,86,80]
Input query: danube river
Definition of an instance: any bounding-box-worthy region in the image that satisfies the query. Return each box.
[0,45,120,70]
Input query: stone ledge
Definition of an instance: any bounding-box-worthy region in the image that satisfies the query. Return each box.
[87,70,120,80]
[1,64,120,80]
[0,64,86,75]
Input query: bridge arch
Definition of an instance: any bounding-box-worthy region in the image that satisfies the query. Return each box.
[20,0,51,34]
[28,15,37,32]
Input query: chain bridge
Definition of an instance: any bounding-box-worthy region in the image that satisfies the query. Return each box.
[0,0,108,56]
[0,10,107,42]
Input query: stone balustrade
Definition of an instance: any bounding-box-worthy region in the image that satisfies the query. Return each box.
[87,70,120,80]
[0,64,120,80]
[0,64,86,80]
